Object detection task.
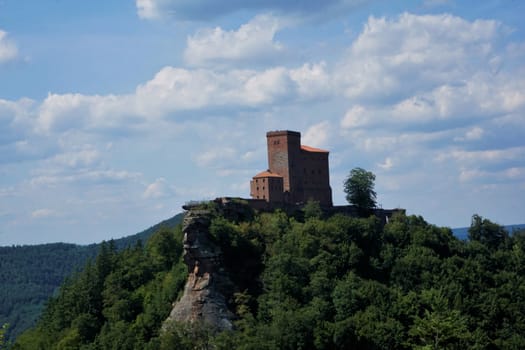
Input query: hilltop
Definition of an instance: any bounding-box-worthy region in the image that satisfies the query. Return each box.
[11,201,525,349]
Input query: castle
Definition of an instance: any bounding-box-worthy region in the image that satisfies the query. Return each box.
[250,130,333,207]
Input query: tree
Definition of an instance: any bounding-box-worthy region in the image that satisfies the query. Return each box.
[303,199,323,220]
[468,214,508,250]
[344,168,377,214]
[0,324,7,350]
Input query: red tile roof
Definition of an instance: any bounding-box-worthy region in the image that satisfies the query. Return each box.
[253,170,283,178]
[301,145,329,153]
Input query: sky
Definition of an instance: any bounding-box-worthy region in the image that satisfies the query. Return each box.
[0,0,524,245]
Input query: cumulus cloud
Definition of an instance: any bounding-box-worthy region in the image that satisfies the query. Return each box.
[336,13,525,136]
[136,0,371,21]
[37,93,134,133]
[34,62,334,134]
[303,121,330,148]
[339,13,504,102]
[184,14,284,67]
[0,30,18,63]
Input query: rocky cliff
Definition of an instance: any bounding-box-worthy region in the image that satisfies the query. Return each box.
[164,208,235,331]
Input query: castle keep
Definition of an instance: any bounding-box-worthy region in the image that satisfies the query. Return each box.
[250,130,333,206]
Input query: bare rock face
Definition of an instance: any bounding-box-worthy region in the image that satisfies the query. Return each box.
[165,209,235,331]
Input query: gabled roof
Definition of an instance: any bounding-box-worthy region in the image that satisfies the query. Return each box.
[301,145,329,153]
[253,170,283,178]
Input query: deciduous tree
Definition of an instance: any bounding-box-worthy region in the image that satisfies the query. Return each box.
[344,167,377,215]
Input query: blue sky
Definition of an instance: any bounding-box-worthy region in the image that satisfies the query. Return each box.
[1,0,524,245]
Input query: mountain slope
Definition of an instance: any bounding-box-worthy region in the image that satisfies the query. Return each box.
[0,213,184,342]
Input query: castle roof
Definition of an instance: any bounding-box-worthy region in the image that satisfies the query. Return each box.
[253,170,283,178]
[301,145,329,153]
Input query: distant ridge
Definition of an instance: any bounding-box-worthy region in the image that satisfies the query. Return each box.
[452,223,525,240]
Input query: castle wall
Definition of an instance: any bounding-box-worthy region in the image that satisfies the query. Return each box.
[300,148,332,206]
[250,174,284,202]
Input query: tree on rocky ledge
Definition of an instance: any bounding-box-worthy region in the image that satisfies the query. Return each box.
[344,167,377,215]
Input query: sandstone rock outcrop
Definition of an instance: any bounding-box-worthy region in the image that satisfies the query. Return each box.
[165,208,235,331]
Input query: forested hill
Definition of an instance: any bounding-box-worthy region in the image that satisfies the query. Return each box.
[453,223,525,240]
[11,203,525,349]
[0,213,184,343]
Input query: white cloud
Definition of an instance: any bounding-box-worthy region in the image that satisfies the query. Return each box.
[458,166,525,183]
[0,30,18,63]
[143,178,175,199]
[437,146,525,165]
[341,105,368,129]
[289,62,333,99]
[184,14,284,67]
[52,147,101,168]
[0,98,34,144]
[378,157,394,170]
[31,208,59,219]
[34,62,336,134]
[37,93,133,133]
[136,0,163,20]
[335,12,525,154]
[339,13,503,101]
[303,121,330,148]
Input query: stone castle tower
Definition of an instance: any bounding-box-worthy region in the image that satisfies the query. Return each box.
[250,130,332,206]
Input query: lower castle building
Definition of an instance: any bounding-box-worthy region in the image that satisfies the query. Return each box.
[250,130,333,207]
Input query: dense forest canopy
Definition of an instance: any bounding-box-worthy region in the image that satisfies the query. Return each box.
[0,214,183,343]
[12,202,525,349]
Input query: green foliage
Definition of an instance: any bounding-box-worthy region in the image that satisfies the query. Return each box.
[14,225,187,349]
[468,214,509,250]
[343,167,377,214]
[0,213,184,343]
[303,199,323,220]
[13,209,525,349]
[0,323,7,350]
